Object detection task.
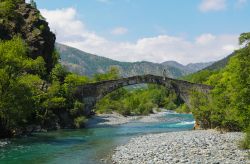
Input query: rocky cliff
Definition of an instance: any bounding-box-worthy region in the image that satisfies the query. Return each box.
[0,0,56,72]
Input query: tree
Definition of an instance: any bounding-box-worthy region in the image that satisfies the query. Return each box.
[0,37,46,137]
[239,32,250,46]
[188,32,250,132]
[94,66,120,81]
[30,0,37,9]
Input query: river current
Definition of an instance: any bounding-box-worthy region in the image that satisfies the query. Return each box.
[0,112,194,164]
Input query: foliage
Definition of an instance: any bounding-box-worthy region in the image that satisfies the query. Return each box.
[93,66,120,81]
[74,116,87,128]
[50,63,68,82]
[0,0,22,18]
[175,104,191,113]
[239,32,250,45]
[0,37,45,136]
[240,126,250,149]
[190,91,213,129]
[0,36,92,137]
[70,101,85,117]
[95,84,179,116]
[186,32,250,134]
[181,70,217,84]
[30,0,37,9]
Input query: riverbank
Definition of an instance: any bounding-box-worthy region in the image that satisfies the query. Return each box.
[85,109,169,127]
[112,130,250,163]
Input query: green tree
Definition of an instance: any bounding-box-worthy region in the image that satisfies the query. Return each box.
[190,91,213,129]
[188,32,250,133]
[0,37,46,137]
[30,0,37,9]
[94,66,120,81]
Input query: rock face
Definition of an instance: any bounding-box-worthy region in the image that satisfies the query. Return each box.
[75,74,212,115]
[0,1,56,72]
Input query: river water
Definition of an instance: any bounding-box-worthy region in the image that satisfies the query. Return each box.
[0,112,194,164]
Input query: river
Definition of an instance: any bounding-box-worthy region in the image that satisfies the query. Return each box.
[0,112,194,164]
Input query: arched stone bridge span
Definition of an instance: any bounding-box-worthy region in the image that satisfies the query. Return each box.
[74,74,212,115]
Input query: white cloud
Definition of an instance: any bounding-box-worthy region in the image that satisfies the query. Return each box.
[196,33,216,45]
[41,7,239,65]
[199,0,226,12]
[111,27,128,35]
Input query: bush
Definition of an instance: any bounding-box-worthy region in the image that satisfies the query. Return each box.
[240,126,250,149]
[70,101,84,116]
[74,116,87,128]
[165,101,177,110]
[175,104,191,113]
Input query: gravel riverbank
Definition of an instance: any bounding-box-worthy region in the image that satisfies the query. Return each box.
[86,109,169,127]
[112,130,250,164]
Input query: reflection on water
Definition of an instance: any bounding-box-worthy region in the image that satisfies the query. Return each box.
[0,112,194,164]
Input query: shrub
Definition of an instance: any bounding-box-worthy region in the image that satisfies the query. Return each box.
[240,126,250,149]
[175,104,191,113]
[74,116,87,128]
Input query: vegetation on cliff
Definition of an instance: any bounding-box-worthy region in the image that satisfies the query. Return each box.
[0,0,56,73]
[0,0,91,138]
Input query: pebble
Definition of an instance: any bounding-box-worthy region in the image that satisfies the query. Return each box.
[112,130,250,164]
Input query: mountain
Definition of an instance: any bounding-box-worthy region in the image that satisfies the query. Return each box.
[181,53,236,83]
[203,53,235,71]
[56,43,213,78]
[162,61,214,73]
[186,62,214,72]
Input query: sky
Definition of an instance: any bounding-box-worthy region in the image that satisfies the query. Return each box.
[29,0,250,64]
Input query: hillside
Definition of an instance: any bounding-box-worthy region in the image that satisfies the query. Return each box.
[203,53,235,71]
[181,53,236,83]
[56,43,213,78]
[161,61,213,74]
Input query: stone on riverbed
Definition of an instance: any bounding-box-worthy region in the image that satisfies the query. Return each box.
[112,130,250,164]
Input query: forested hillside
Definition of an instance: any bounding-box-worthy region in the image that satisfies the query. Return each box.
[182,52,235,83]
[57,43,213,78]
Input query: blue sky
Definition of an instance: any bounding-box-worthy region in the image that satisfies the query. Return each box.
[32,0,250,64]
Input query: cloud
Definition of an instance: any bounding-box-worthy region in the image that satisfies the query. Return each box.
[199,0,226,12]
[111,27,128,35]
[40,7,239,65]
[196,33,216,45]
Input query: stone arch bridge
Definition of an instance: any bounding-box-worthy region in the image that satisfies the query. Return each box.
[74,74,212,115]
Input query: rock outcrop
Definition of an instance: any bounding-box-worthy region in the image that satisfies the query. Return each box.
[0,0,56,72]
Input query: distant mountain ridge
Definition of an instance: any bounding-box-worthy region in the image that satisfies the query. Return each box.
[56,43,214,78]
[202,53,235,71]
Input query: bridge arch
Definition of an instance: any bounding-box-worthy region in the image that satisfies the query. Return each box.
[74,75,212,115]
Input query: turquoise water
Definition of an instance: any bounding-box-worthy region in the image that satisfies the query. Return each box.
[0,112,194,164]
